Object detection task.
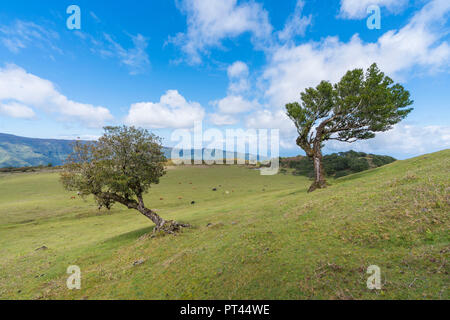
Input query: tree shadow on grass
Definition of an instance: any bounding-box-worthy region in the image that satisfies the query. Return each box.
[287,188,309,196]
[100,226,155,248]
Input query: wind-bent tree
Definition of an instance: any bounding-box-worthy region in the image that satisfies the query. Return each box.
[286,63,413,192]
[61,126,189,234]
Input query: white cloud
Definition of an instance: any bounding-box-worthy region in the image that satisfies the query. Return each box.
[264,0,450,107]
[0,20,61,54]
[73,28,150,75]
[227,61,249,78]
[170,0,272,64]
[277,0,312,42]
[207,61,255,125]
[339,0,410,19]
[0,65,113,127]
[90,11,101,23]
[227,61,250,94]
[245,109,295,135]
[0,102,35,119]
[102,33,150,75]
[0,19,149,75]
[325,123,450,158]
[269,122,450,158]
[209,113,238,125]
[245,109,298,149]
[125,90,205,129]
[211,95,256,114]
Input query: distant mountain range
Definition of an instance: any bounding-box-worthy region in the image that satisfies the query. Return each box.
[0,133,76,167]
[0,133,264,168]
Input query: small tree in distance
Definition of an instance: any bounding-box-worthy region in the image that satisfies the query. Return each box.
[61,126,190,234]
[286,63,413,192]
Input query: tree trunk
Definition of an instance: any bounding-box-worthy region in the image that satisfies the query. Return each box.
[308,144,327,193]
[138,206,166,229]
[136,196,190,235]
[97,191,190,235]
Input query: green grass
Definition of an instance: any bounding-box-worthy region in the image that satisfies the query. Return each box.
[0,150,449,300]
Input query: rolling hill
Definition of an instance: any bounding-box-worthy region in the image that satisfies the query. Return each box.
[0,149,448,299]
[0,133,175,168]
[0,133,76,168]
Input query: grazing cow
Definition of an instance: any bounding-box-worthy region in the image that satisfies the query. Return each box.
[70,196,76,200]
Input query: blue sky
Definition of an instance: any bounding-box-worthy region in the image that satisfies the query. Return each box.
[0,0,449,159]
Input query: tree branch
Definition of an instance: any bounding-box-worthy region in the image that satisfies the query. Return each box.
[327,137,358,143]
[98,191,139,209]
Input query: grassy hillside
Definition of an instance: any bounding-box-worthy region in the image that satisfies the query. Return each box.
[0,150,448,300]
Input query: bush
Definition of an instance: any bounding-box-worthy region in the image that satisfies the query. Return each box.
[371,155,396,167]
[348,157,370,172]
[334,170,351,178]
[283,150,396,178]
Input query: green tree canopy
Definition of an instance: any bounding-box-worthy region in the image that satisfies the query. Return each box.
[61,126,189,234]
[286,63,413,192]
